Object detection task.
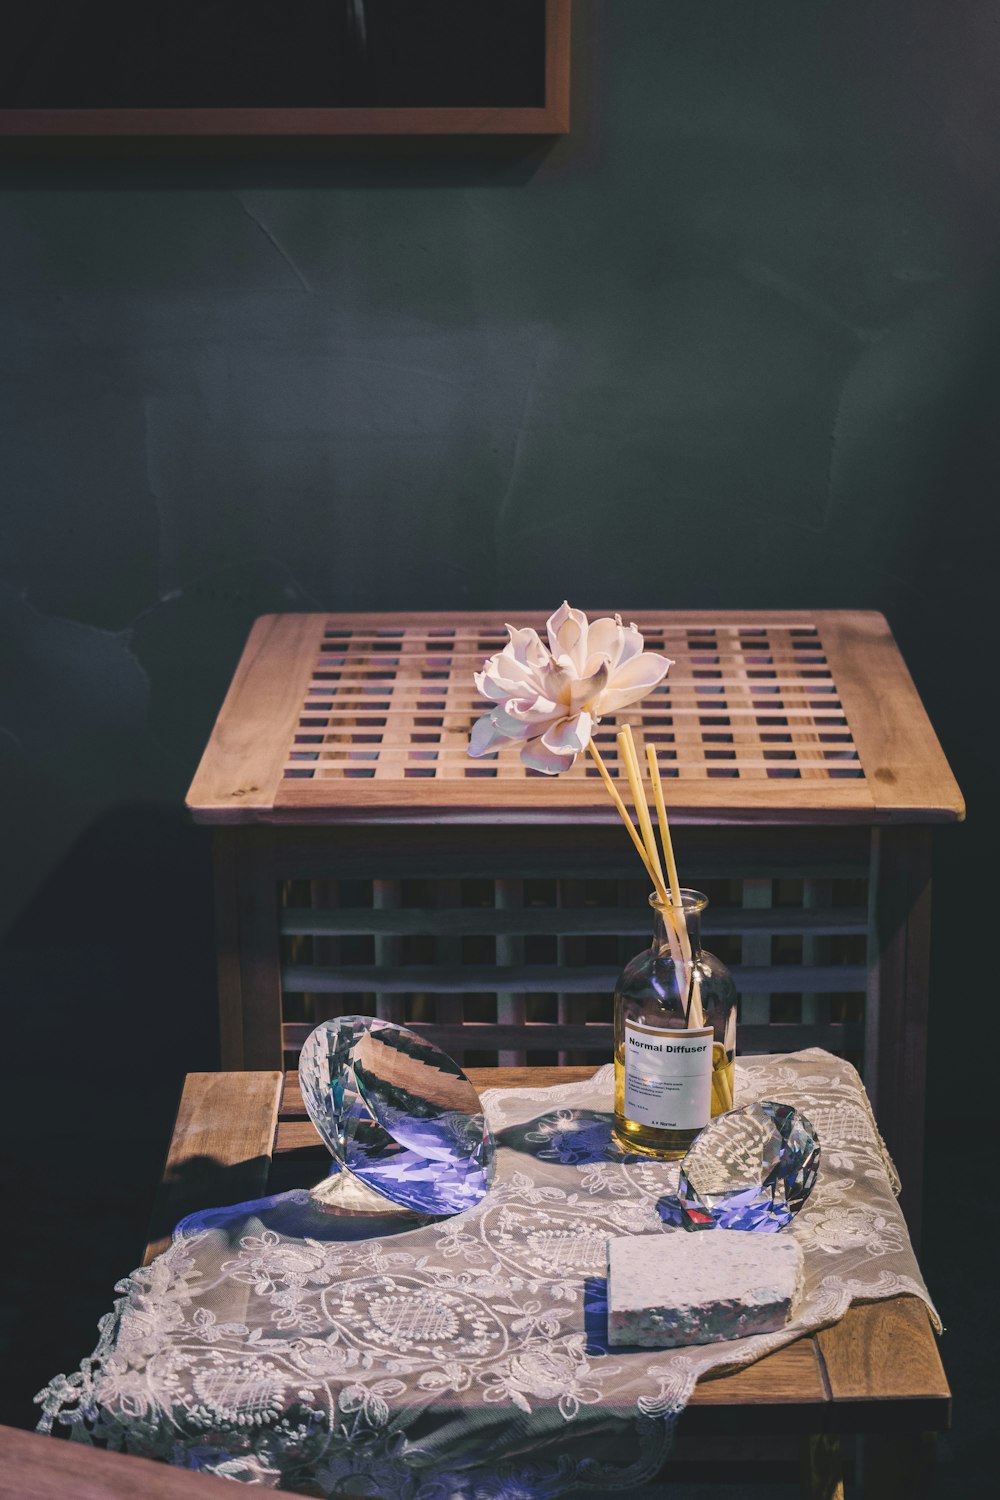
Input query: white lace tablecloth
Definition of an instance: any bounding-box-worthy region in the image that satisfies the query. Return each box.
[37,1050,939,1498]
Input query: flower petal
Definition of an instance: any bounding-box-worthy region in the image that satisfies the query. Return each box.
[504,623,548,666]
[468,715,502,757]
[567,662,608,714]
[540,711,592,753]
[476,653,547,700]
[520,740,578,774]
[469,713,526,757]
[583,615,648,677]
[546,601,589,676]
[616,619,646,667]
[582,615,626,672]
[596,653,673,714]
[490,706,538,738]
[503,694,562,726]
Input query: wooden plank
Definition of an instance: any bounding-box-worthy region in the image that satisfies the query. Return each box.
[0,100,568,138]
[279,1064,595,1117]
[272,774,879,821]
[656,622,709,786]
[801,878,833,1028]
[685,1337,826,1409]
[281,1019,865,1055]
[557,877,590,1065]
[867,826,933,1238]
[801,1434,846,1500]
[280,961,868,994]
[496,878,528,1067]
[318,610,829,629]
[372,878,404,1025]
[237,829,285,1070]
[544,0,573,133]
[439,622,479,783]
[0,1425,241,1500]
[278,903,870,938]
[683,1302,949,1434]
[294,1054,928,1116]
[294,748,864,772]
[728,623,771,784]
[276,1119,328,1152]
[816,1299,949,1418]
[740,876,774,1029]
[368,627,424,784]
[143,1072,281,1263]
[212,827,245,1068]
[225,809,873,882]
[307,672,869,687]
[186,613,323,820]
[817,611,964,821]
[300,699,851,725]
[306,678,867,700]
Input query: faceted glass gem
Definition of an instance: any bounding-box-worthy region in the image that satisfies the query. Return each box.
[299,1017,495,1216]
[657,1100,820,1232]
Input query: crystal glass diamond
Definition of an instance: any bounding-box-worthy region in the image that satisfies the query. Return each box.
[657,1100,820,1232]
[298,1017,495,1216]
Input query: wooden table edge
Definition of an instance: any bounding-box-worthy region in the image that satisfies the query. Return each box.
[185,800,964,827]
[0,1422,242,1500]
[0,1423,243,1500]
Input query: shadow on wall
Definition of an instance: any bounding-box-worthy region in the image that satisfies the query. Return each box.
[0,803,219,1428]
[1,800,218,1072]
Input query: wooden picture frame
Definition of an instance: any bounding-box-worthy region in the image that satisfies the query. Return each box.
[0,0,570,139]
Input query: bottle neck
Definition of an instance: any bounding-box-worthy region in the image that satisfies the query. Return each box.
[652,905,702,957]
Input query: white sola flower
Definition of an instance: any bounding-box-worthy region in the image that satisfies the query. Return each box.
[469,602,673,774]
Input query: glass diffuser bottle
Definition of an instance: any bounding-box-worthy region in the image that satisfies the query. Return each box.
[613,890,737,1158]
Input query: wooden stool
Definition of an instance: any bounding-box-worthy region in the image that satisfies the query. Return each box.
[187,609,963,1234]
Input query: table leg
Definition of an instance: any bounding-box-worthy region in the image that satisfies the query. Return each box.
[801,1433,845,1500]
[867,825,933,1242]
[213,827,245,1068]
[214,826,285,1069]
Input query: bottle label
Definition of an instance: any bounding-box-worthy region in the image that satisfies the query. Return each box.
[623,1022,713,1130]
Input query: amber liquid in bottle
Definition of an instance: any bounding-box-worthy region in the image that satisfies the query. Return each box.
[611,892,736,1159]
[613,1008,713,1158]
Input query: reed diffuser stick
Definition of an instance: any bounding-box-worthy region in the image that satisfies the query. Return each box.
[646,744,705,1029]
[646,745,683,912]
[616,727,686,971]
[617,726,666,893]
[586,739,668,903]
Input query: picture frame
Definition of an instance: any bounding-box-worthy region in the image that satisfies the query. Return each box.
[0,0,571,139]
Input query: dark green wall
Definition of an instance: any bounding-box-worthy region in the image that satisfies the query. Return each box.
[2,0,995,1044]
[1,0,997,1437]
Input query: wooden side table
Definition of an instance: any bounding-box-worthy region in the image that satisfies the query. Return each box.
[186,609,963,1233]
[145,1068,952,1499]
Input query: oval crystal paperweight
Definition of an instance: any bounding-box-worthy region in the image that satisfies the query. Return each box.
[298,1016,496,1217]
[657,1100,820,1232]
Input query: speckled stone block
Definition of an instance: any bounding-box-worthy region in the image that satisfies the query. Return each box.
[607,1230,803,1348]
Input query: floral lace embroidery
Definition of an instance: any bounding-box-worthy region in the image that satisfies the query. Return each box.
[36,1050,938,1499]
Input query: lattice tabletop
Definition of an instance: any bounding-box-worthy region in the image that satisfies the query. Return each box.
[187,610,963,825]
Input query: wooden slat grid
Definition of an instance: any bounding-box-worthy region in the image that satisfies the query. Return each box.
[285,617,864,788]
[278,866,868,1069]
